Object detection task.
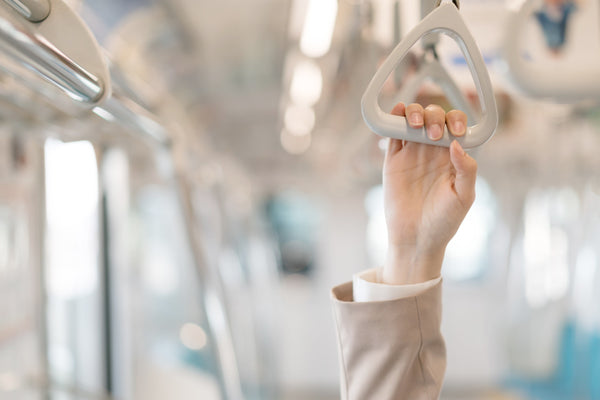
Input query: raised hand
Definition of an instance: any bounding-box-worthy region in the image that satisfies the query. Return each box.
[382,102,478,284]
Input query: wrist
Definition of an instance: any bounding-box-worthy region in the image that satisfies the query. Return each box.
[382,245,445,285]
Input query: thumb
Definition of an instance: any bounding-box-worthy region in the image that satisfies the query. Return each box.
[449,140,477,206]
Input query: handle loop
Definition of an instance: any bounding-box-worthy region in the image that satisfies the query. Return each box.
[361,3,498,149]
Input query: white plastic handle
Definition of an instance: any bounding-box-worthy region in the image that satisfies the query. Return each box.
[504,0,600,101]
[361,3,498,149]
[395,56,479,125]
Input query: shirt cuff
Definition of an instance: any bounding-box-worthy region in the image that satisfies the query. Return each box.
[352,267,442,302]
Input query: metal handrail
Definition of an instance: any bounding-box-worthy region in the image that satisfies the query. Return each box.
[0,16,103,103]
[93,94,171,147]
[0,5,170,147]
[2,0,51,22]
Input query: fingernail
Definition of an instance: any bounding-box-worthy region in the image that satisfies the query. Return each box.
[428,124,442,140]
[409,113,423,126]
[452,121,465,135]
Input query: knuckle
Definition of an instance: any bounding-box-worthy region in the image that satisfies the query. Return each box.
[425,104,443,112]
[448,110,466,119]
[425,108,444,122]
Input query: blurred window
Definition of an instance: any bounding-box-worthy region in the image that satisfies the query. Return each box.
[444,177,499,281]
[521,187,579,308]
[44,139,103,390]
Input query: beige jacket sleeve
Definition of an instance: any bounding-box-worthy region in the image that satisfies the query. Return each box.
[331,281,446,400]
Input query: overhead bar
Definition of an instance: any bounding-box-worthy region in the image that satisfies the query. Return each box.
[0,17,104,103]
[93,95,171,147]
[0,0,170,147]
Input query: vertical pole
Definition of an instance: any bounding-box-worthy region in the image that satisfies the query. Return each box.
[420,0,440,18]
[420,0,440,48]
[31,137,50,399]
[97,149,114,397]
[393,0,402,44]
[393,0,404,86]
[172,167,244,400]
[100,194,114,394]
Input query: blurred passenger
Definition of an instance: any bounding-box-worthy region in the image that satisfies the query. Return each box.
[331,103,476,400]
[535,0,577,54]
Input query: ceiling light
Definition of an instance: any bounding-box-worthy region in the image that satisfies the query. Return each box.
[281,129,312,154]
[300,0,338,58]
[284,104,315,136]
[290,60,323,106]
[288,0,309,38]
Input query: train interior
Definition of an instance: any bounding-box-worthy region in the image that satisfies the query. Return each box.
[1,0,600,399]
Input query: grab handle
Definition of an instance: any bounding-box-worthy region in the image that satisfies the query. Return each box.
[361,3,498,149]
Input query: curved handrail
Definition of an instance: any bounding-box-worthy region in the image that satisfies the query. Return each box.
[362,3,498,149]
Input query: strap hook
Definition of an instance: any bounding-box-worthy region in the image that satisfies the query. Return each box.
[434,0,460,9]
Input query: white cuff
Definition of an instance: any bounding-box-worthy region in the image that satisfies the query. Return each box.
[353,267,442,302]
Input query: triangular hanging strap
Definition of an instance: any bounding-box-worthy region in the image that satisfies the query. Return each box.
[395,56,479,125]
[361,3,498,149]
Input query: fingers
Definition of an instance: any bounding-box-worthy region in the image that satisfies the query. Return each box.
[424,104,445,141]
[450,140,478,206]
[387,104,406,155]
[390,102,466,142]
[391,102,406,117]
[405,103,424,128]
[446,110,467,137]
[387,102,410,156]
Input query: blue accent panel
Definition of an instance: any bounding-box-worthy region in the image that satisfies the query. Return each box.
[451,54,496,66]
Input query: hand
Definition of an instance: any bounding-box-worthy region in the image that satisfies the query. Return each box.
[382,103,478,284]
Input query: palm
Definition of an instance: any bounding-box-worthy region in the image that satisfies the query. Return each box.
[379,102,477,284]
[384,142,470,257]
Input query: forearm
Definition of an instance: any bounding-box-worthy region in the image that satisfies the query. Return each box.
[330,102,475,399]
